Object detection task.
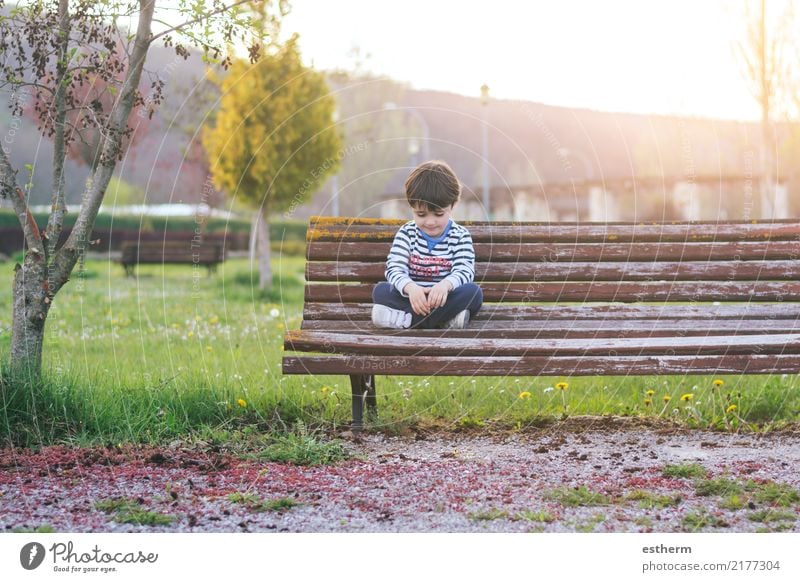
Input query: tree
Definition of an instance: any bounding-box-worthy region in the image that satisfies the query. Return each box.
[0,0,281,377]
[203,34,341,290]
[736,0,795,217]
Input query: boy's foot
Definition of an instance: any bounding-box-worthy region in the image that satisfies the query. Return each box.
[372,305,412,329]
[443,309,470,329]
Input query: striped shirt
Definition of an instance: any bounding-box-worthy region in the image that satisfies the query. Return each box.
[385,220,476,296]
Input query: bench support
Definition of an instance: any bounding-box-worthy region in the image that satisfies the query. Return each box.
[349,374,376,431]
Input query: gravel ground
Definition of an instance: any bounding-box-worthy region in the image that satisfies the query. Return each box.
[2,418,799,533]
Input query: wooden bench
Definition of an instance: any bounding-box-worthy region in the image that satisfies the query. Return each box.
[118,241,225,276]
[283,216,800,430]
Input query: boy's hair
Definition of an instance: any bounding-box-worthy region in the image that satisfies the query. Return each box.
[404,160,461,210]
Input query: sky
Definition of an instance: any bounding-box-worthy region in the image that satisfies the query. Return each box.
[280,0,786,121]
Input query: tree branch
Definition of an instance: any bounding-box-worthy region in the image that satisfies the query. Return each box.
[0,145,43,252]
[149,0,254,43]
[45,0,71,257]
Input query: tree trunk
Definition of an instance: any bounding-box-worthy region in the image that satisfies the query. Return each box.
[9,254,51,377]
[257,208,272,290]
[249,211,259,267]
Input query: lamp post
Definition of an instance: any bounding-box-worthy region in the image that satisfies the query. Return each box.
[480,84,491,219]
[331,108,340,216]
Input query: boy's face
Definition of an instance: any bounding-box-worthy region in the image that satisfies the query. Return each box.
[412,203,453,238]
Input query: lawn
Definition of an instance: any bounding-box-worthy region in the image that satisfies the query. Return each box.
[1,253,799,446]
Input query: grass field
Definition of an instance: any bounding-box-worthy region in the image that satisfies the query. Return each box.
[1,254,799,447]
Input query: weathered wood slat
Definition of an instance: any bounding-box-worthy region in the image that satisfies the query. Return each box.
[305,281,800,303]
[300,318,800,337]
[285,330,800,357]
[282,354,800,376]
[307,241,800,262]
[307,220,800,243]
[303,302,800,321]
[306,260,800,283]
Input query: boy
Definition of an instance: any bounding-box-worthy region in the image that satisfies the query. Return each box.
[372,160,483,329]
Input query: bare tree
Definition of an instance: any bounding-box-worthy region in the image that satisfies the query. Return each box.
[0,0,282,377]
[736,0,795,217]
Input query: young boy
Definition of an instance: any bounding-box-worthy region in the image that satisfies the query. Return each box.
[372,160,483,329]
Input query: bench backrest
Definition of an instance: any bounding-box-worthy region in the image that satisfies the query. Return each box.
[302,217,800,327]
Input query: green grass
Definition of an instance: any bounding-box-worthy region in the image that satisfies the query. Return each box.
[228,492,300,512]
[694,478,745,497]
[94,498,175,526]
[468,508,509,521]
[662,463,708,479]
[513,509,555,523]
[0,254,799,447]
[682,510,730,531]
[543,486,611,507]
[625,490,682,509]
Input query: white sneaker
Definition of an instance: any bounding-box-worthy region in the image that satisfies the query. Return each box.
[372,304,412,329]
[443,309,470,329]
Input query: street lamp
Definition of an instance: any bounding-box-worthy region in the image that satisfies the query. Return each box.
[383,102,431,160]
[331,108,340,216]
[480,84,491,219]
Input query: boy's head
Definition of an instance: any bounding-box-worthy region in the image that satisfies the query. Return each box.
[404,160,461,212]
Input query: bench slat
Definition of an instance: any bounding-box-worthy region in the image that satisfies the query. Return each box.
[299,319,800,336]
[282,354,800,376]
[302,302,800,320]
[285,330,800,357]
[306,260,800,283]
[307,220,800,243]
[305,281,800,303]
[307,241,800,262]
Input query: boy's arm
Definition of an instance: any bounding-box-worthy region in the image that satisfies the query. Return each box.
[442,230,476,291]
[385,225,415,297]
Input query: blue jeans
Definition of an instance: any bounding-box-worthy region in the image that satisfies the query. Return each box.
[372,282,483,329]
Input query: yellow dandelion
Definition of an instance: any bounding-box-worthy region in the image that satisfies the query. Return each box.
[518,391,532,399]
[555,382,569,391]
[645,390,655,397]
[680,393,694,402]
[237,398,247,408]
[713,379,724,387]
[663,395,671,403]
[726,404,737,413]
[187,331,194,338]
[209,315,220,325]
[321,386,331,395]
[206,346,213,352]
[644,399,652,406]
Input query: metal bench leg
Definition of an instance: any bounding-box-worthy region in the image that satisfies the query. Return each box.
[349,374,377,431]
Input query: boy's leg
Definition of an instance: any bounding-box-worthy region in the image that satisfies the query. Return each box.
[372,282,413,312]
[416,283,483,329]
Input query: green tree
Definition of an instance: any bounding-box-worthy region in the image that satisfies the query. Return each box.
[203,35,341,290]
[0,0,276,377]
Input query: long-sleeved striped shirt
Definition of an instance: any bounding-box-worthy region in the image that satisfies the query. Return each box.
[385,220,476,296]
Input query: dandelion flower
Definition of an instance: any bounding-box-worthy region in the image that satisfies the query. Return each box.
[206,346,213,352]
[543,387,554,393]
[645,389,655,397]
[518,391,532,400]
[644,399,652,406]
[187,331,194,338]
[713,379,724,387]
[270,308,280,317]
[209,315,220,325]
[556,382,569,391]
[237,398,247,408]
[321,386,331,395]
[663,395,671,403]
[680,393,694,402]
[726,404,737,413]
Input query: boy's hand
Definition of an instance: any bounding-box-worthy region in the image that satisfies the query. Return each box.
[426,281,451,309]
[404,283,431,316]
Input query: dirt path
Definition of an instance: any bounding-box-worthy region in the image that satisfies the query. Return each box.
[2,419,799,532]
